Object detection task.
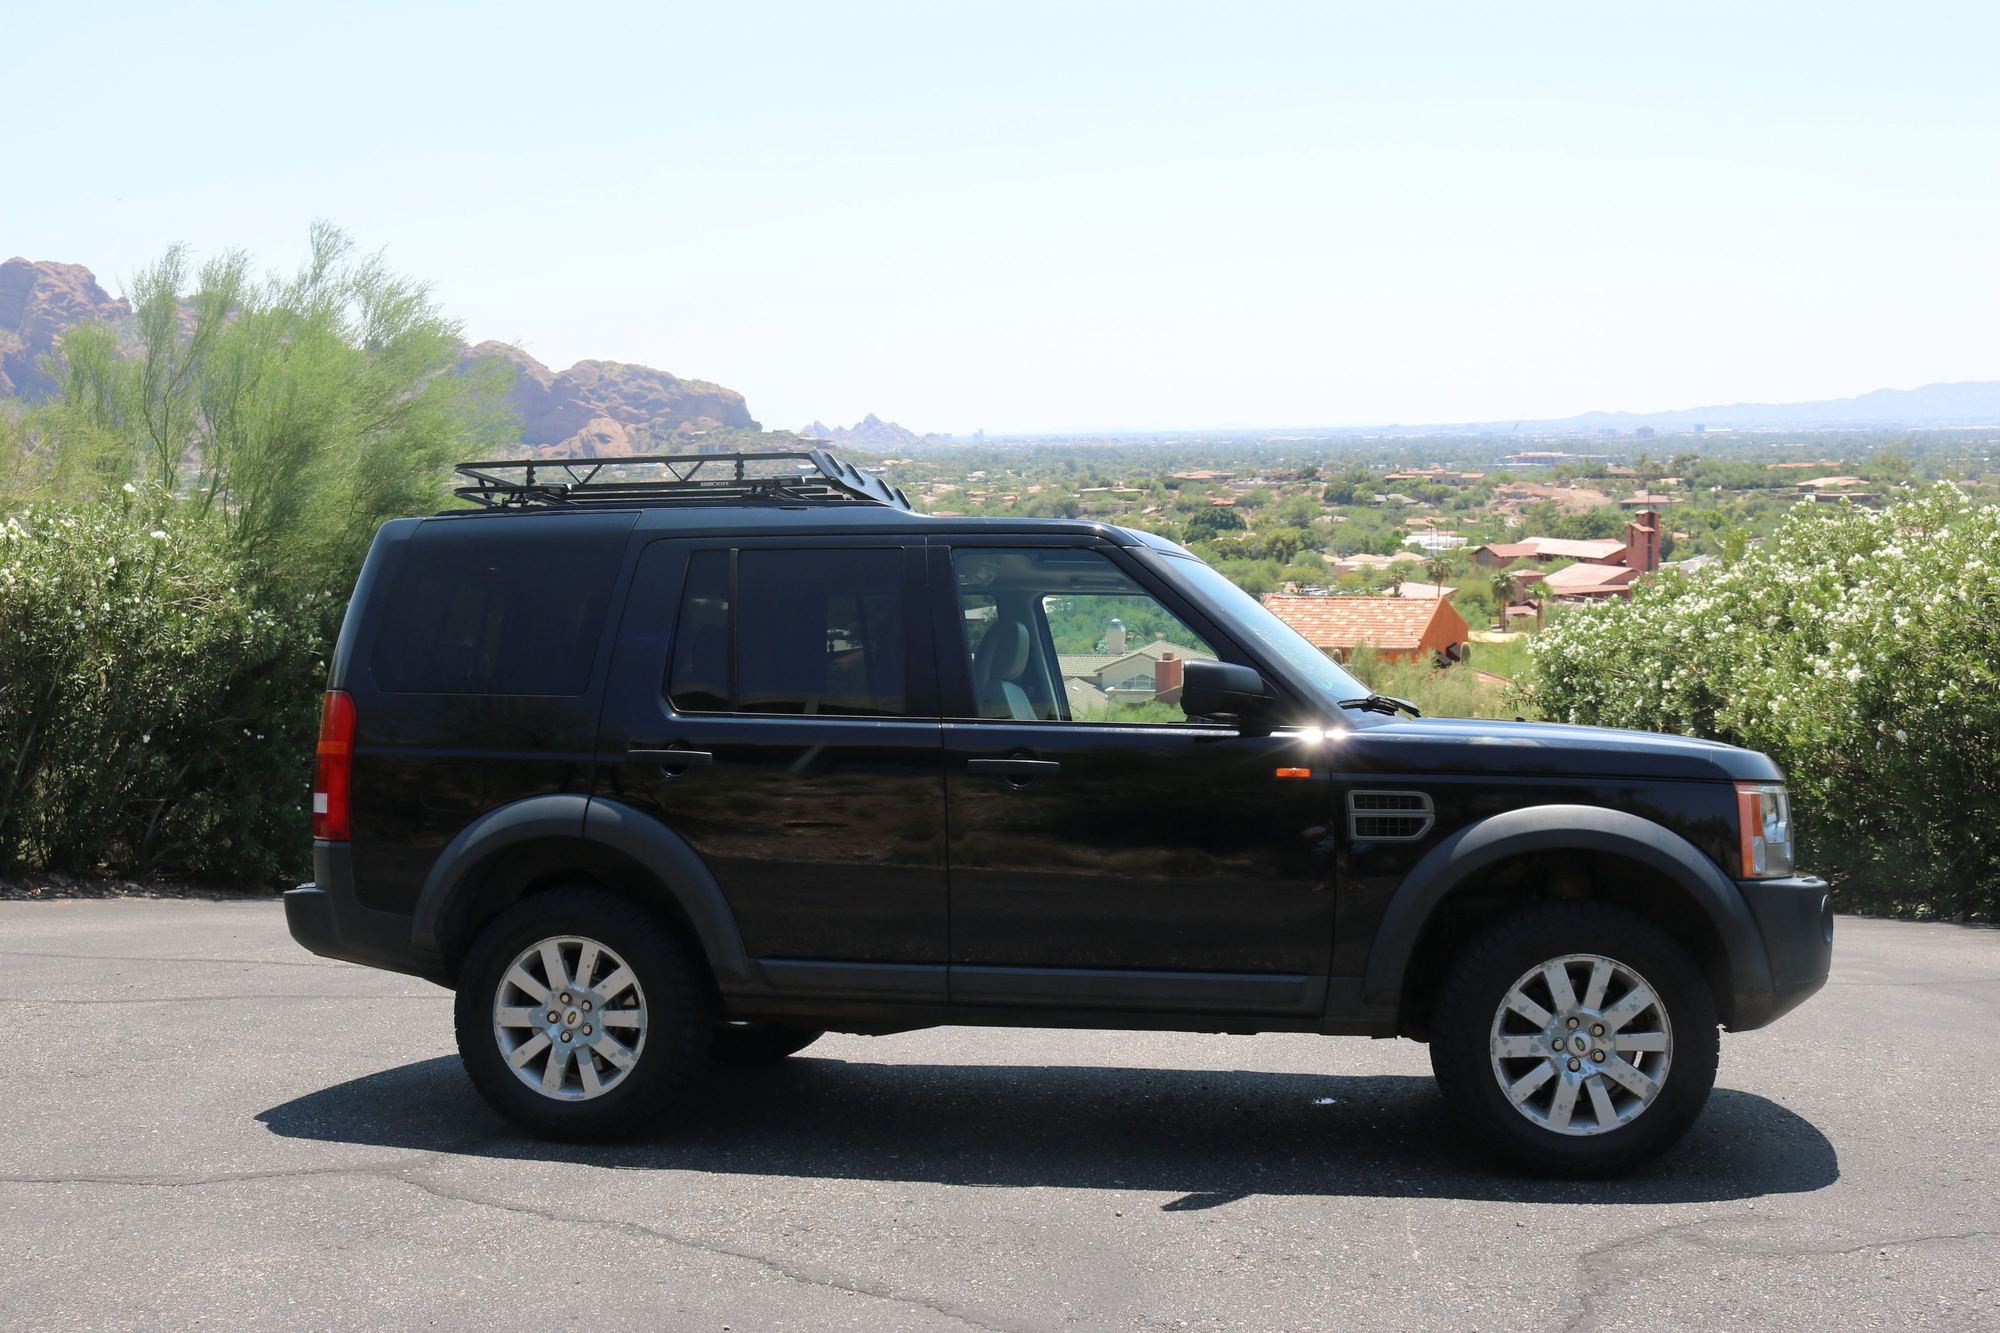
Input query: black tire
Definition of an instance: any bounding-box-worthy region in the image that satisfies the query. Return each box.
[1429,901,1719,1176]
[710,1021,825,1066]
[453,887,714,1142]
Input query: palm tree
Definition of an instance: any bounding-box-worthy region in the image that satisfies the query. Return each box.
[1423,553,1452,596]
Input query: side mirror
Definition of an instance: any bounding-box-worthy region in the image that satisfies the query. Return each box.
[1179,659,1276,728]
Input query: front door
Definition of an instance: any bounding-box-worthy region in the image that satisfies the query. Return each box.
[597,537,947,995]
[933,541,1336,1015]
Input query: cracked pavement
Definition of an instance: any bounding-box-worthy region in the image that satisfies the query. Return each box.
[1,902,1995,1331]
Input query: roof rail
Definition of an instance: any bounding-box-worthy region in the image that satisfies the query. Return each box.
[451,449,914,512]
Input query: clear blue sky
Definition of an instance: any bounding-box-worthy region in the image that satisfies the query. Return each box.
[11,1,1998,434]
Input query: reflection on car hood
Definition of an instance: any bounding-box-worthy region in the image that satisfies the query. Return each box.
[1335,715,1783,784]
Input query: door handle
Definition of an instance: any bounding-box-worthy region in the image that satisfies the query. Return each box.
[967,758,1061,786]
[627,747,714,776]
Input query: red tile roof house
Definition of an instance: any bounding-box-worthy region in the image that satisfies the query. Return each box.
[1537,561,1641,600]
[1472,536,1626,566]
[1263,594,1472,665]
[1474,510,1665,604]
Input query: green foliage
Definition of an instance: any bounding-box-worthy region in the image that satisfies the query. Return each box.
[15,223,509,597]
[1344,646,1519,720]
[1526,487,2000,919]
[1182,505,1247,542]
[1043,594,1208,657]
[0,492,324,879]
[1451,578,1499,628]
[1330,508,1408,556]
[1071,697,1186,724]
[0,228,512,883]
[1464,634,1535,681]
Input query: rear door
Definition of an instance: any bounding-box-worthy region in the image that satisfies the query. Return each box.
[596,535,948,998]
[932,539,1337,1016]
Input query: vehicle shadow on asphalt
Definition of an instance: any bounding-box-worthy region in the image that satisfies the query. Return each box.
[258,1054,1837,1207]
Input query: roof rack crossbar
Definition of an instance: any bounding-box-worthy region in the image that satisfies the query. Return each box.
[450,449,914,512]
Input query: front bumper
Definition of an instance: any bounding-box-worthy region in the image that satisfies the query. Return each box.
[1731,874,1833,1029]
[284,841,448,985]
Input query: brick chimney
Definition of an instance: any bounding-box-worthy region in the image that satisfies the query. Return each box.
[1154,651,1182,700]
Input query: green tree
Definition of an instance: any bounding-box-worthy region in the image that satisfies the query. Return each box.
[1184,505,1248,543]
[2,227,514,881]
[26,222,510,595]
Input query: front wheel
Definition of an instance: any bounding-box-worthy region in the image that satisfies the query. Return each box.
[454,887,714,1141]
[1429,902,1719,1176]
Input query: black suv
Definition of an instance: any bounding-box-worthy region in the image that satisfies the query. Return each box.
[285,450,1832,1173]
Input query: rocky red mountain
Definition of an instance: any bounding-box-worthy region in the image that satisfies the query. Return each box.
[0,258,132,398]
[1,258,765,457]
[463,341,758,457]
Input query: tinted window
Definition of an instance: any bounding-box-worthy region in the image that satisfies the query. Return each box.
[667,550,730,712]
[370,515,631,695]
[666,547,908,717]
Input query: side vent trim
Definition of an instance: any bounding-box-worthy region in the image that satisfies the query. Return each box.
[1348,789,1435,842]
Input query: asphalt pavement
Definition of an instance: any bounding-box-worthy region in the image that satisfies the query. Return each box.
[0,900,1994,1331]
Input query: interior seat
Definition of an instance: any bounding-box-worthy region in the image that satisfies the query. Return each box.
[973,619,1040,720]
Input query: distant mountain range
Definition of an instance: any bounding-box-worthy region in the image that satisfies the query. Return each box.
[9,256,1994,448]
[1432,381,2000,437]
[799,413,929,450]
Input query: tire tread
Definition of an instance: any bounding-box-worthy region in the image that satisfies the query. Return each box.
[1429,900,1720,1176]
[453,886,714,1142]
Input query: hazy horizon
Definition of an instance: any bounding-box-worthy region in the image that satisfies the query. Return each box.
[13,2,1999,435]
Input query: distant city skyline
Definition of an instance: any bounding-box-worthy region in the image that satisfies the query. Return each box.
[12,2,1999,434]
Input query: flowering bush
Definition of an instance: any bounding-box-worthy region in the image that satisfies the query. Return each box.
[1526,485,2000,919]
[0,488,326,882]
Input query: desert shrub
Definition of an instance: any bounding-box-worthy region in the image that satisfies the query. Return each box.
[0,227,509,884]
[0,490,326,880]
[1526,486,2000,919]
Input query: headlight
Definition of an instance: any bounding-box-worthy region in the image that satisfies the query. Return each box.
[1735,782,1793,878]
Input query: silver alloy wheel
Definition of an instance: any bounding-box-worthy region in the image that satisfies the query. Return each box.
[1488,952,1673,1137]
[492,935,648,1102]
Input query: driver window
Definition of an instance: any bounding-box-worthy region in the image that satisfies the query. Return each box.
[951,548,1218,723]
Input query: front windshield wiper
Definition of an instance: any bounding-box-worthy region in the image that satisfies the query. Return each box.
[1338,693,1422,718]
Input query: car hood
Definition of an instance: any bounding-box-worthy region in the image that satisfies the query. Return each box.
[1332,715,1783,784]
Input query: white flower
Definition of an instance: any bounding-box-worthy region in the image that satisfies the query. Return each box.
[150,530,168,540]
[1894,729,1908,743]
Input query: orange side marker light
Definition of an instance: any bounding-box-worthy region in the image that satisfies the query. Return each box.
[1274,767,1311,780]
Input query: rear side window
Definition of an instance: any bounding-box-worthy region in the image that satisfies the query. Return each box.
[667,551,730,712]
[667,547,908,717]
[369,515,631,695]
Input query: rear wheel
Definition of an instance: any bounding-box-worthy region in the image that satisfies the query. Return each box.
[710,1021,825,1066]
[1429,901,1719,1176]
[454,887,713,1141]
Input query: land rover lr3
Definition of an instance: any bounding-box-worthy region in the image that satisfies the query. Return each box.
[285,450,1832,1174]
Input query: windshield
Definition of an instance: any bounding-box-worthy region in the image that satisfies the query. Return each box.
[1144,550,1371,709]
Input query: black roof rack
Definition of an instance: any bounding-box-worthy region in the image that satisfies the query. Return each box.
[451,449,914,512]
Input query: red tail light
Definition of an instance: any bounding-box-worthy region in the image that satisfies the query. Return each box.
[312,690,356,841]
